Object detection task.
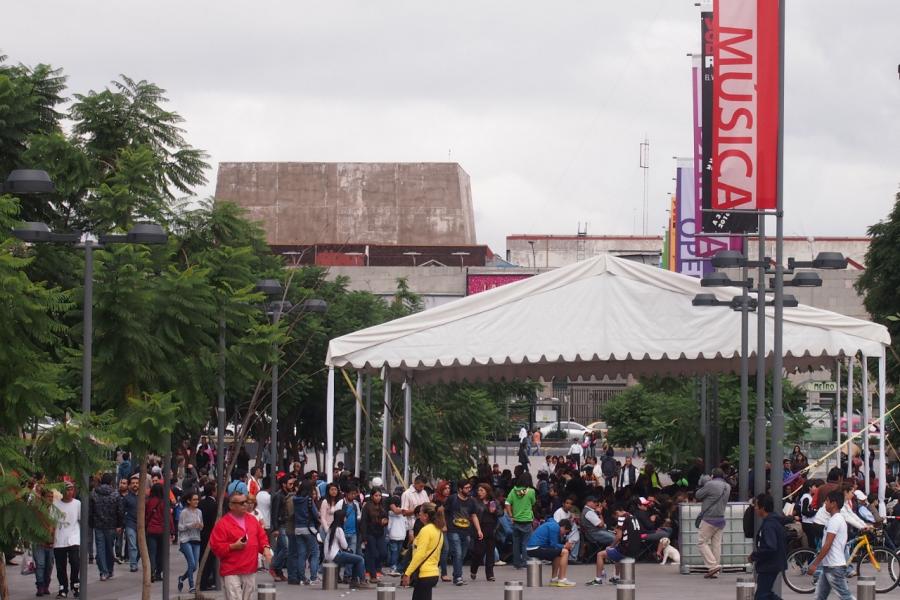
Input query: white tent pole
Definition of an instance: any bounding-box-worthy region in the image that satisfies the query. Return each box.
[354,373,362,477]
[862,353,870,493]
[381,371,392,487]
[326,367,335,483]
[847,357,854,478]
[835,359,841,474]
[404,376,412,487]
[878,352,887,518]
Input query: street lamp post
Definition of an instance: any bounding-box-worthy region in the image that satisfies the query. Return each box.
[255,279,327,496]
[8,169,168,600]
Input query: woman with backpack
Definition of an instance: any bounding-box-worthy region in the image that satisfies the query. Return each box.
[324,509,372,589]
[292,480,321,584]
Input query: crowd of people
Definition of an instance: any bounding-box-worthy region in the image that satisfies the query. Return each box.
[17,435,900,600]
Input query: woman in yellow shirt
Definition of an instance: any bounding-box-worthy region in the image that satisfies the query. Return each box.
[401,502,445,600]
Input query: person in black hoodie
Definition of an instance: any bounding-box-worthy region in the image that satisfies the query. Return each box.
[89,473,124,581]
[749,493,787,600]
[197,481,219,591]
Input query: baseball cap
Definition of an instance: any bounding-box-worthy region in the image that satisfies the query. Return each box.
[853,490,867,501]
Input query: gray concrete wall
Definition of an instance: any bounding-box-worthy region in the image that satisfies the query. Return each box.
[215,162,477,246]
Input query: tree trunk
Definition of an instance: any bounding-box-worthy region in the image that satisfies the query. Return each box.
[0,551,9,600]
[136,456,152,600]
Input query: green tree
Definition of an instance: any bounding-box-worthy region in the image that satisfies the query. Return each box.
[856,192,900,385]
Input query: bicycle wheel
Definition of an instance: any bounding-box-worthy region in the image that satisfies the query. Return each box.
[856,545,900,593]
[783,548,817,594]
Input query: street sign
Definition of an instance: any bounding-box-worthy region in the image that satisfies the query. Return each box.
[803,381,837,393]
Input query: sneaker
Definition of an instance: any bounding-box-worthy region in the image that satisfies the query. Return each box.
[99,575,108,582]
[309,578,321,586]
[454,579,466,586]
[553,579,577,587]
[609,576,621,585]
[494,560,507,566]
[550,578,559,583]
[72,584,79,599]
[129,567,138,573]
[350,579,374,590]
[585,578,604,586]
[56,589,67,599]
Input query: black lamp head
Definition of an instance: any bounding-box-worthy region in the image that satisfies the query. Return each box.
[256,279,283,298]
[710,250,747,268]
[700,272,732,287]
[812,252,848,270]
[692,293,720,307]
[126,223,168,245]
[300,298,328,313]
[11,221,52,242]
[789,272,822,287]
[3,169,55,195]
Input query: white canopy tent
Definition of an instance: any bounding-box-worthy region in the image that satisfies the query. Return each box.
[324,254,890,505]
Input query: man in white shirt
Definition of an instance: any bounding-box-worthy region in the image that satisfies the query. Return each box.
[255,479,272,532]
[53,482,81,598]
[568,440,584,468]
[400,476,430,541]
[553,495,581,560]
[808,489,853,600]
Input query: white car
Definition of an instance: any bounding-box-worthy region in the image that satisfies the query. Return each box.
[539,421,588,441]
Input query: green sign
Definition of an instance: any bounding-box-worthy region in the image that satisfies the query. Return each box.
[803,381,838,393]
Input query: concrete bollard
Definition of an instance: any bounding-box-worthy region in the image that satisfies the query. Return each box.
[377,583,397,600]
[321,562,339,590]
[856,576,875,600]
[526,559,542,587]
[258,581,277,600]
[616,579,635,600]
[619,558,636,583]
[504,580,524,600]
[735,577,755,600]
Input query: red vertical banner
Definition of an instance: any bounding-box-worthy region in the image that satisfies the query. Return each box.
[704,0,780,233]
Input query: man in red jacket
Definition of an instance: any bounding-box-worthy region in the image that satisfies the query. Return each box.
[210,492,273,599]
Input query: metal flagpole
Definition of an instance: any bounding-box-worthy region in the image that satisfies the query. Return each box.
[754,219,767,498]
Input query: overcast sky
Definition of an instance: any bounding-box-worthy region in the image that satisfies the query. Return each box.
[5,1,899,252]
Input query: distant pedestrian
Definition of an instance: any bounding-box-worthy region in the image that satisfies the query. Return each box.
[88,472,123,581]
[695,468,731,579]
[53,482,81,599]
[177,492,203,593]
[210,492,273,600]
[749,494,787,600]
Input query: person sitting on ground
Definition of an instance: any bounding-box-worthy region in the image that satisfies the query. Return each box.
[586,503,642,586]
[525,518,576,587]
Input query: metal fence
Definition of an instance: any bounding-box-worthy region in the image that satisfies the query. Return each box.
[552,381,627,424]
[677,502,753,574]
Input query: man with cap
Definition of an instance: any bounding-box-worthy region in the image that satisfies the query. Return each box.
[580,496,615,551]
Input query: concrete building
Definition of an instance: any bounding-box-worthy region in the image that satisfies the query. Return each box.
[215,162,476,246]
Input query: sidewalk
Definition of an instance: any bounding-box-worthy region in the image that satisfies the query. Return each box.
[7,554,811,600]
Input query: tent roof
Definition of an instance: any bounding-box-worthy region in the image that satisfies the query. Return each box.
[325,254,889,384]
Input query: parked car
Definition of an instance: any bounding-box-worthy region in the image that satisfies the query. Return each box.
[539,420,588,441]
[586,421,609,437]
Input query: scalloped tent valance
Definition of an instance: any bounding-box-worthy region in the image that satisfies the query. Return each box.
[325,254,889,384]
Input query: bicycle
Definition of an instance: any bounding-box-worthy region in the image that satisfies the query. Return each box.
[782,527,899,594]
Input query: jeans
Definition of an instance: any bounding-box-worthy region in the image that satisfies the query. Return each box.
[54,546,79,594]
[814,565,853,600]
[179,541,201,590]
[147,533,163,578]
[125,527,138,569]
[439,534,449,576]
[343,532,359,577]
[755,571,780,600]
[365,534,388,576]
[447,531,470,582]
[334,551,365,580]
[295,533,320,582]
[511,522,532,568]
[33,546,54,589]
[271,528,289,572]
[387,539,404,570]
[585,529,616,549]
[285,533,300,582]
[115,528,125,560]
[95,528,116,576]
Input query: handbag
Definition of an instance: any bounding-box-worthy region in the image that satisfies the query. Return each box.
[695,485,728,528]
[409,532,443,585]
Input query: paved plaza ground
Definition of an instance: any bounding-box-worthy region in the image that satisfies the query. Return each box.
[6,556,817,600]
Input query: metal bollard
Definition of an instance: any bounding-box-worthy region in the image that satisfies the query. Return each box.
[321,562,338,590]
[857,576,875,600]
[504,581,524,600]
[616,579,635,600]
[377,583,397,600]
[526,559,542,587]
[619,558,636,583]
[258,581,277,600]
[735,577,755,600]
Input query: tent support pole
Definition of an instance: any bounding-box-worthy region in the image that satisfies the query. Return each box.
[701,376,709,469]
[365,375,372,477]
[382,372,392,488]
[738,274,750,501]
[326,367,335,483]
[354,372,362,477]
[878,352,887,517]
[862,354,870,493]
[847,357,854,478]
[835,359,842,475]
[404,376,412,487]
